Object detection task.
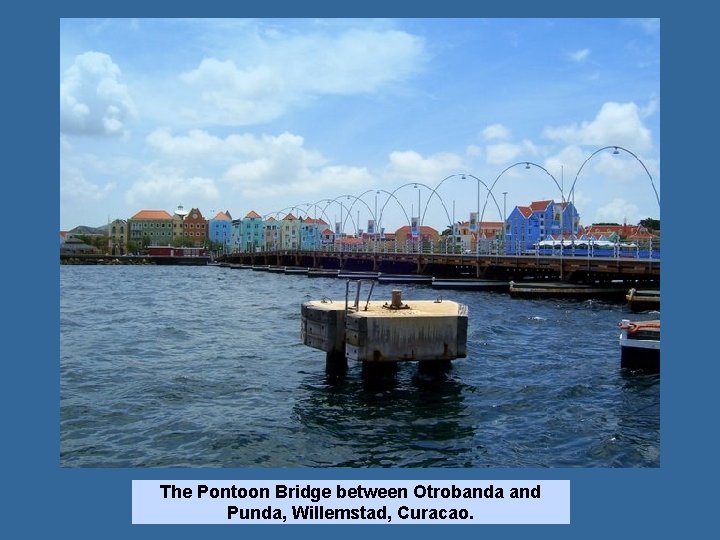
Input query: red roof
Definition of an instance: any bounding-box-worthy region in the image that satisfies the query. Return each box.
[529,200,553,212]
[245,210,261,219]
[302,217,328,225]
[213,211,232,220]
[282,213,297,221]
[517,206,533,218]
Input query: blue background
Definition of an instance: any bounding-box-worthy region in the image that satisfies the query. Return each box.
[6,1,713,538]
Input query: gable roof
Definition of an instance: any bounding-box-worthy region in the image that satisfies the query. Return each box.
[302,217,328,225]
[245,210,262,219]
[281,212,297,221]
[130,210,174,220]
[529,200,553,212]
[213,211,232,220]
[516,206,533,218]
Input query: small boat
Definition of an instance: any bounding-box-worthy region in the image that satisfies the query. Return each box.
[626,288,660,312]
[432,278,509,292]
[619,319,660,372]
[377,273,433,285]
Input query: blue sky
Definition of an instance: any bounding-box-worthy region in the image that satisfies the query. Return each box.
[60,18,660,233]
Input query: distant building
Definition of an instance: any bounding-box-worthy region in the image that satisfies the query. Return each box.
[300,217,328,250]
[60,237,97,255]
[109,219,128,255]
[182,208,207,247]
[128,210,175,247]
[279,213,300,250]
[394,224,440,246]
[506,200,579,254]
[208,210,233,250]
[239,210,265,252]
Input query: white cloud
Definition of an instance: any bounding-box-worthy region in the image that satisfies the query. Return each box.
[125,172,220,207]
[60,51,136,136]
[482,123,511,141]
[593,198,641,224]
[485,140,538,166]
[486,143,521,165]
[568,48,590,63]
[178,29,426,126]
[542,102,653,153]
[60,163,115,201]
[386,150,465,184]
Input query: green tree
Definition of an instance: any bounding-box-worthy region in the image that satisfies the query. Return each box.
[639,218,660,231]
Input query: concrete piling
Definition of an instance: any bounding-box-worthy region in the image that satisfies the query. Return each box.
[301,285,468,380]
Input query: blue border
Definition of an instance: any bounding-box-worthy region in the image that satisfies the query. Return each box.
[10,2,711,538]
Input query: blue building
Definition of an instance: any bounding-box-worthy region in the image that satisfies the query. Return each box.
[300,217,328,250]
[207,210,233,251]
[505,199,579,254]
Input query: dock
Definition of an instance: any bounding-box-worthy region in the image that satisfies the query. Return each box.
[432,278,509,292]
[626,288,660,312]
[301,283,468,377]
[509,280,627,300]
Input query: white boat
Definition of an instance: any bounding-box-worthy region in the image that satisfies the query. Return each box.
[619,319,660,373]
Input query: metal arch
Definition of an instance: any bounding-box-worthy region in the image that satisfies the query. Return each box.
[316,196,360,234]
[421,173,503,227]
[378,181,452,233]
[479,161,564,225]
[332,192,379,232]
[568,145,660,208]
[295,201,335,228]
[374,188,412,232]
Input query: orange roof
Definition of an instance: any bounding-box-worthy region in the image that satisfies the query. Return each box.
[266,216,277,222]
[529,200,553,211]
[245,210,261,219]
[282,212,297,221]
[321,228,334,235]
[394,225,439,236]
[130,210,174,220]
[302,217,328,225]
[213,211,232,220]
[517,206,533,218]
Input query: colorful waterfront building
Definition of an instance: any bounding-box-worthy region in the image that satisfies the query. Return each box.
[181,208,208,247]
[279,213,300,250]
[264,216,280,251]
[208,211,233,250]
[505,200,579,254]
[300,217,328,250]
[128,209,175,247]
[239,210,265,252]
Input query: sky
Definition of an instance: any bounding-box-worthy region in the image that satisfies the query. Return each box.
[59,18,660,233]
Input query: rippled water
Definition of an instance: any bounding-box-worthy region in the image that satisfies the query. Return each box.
[60,265,659,468]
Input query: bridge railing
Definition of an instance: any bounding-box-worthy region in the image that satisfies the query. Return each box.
[223,238,659,260]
